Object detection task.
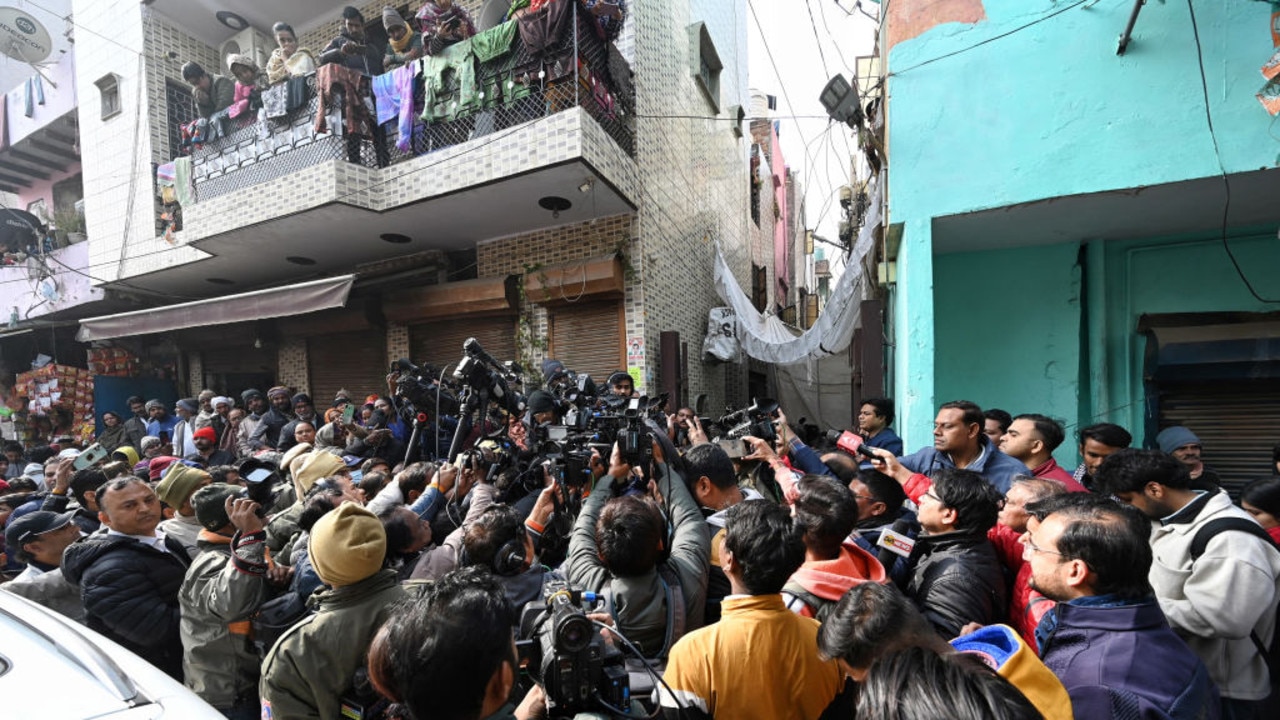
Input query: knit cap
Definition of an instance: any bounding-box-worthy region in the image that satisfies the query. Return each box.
[242,388,264,404]
[176,398,198,414]
[111,447,140,467]
[148,455,180,481]
[192,483,241,532]
[293,450,346,499]
[156,463,211,508]
[193,426,217,442]
[382,5,407,29]
[1156,426,1201,454]
[308,503,386,587]
[225,52,258,74]
[527,390,555,414]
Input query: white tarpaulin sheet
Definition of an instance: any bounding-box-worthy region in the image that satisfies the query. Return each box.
[713,181,881,364]
[76,275,355,342]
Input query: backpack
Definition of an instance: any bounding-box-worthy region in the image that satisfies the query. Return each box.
[1188,517,1280,682]
[781,582,836,622]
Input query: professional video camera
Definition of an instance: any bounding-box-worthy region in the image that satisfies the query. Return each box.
[388,358,461,420]
[445,338,526,461]
[518,583,629,717]
[717,397,781,443]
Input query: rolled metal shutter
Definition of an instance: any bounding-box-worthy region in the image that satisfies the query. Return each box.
[1158,383,1280,497]
[410,317,518,375]
[307,329,388,405]
[549,301,624,382]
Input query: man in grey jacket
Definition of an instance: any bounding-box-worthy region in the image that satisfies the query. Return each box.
[1097,449,1280,719]
[566,441,710,658]
[1,510,85,621]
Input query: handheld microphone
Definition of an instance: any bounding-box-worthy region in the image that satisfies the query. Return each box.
[877,518,915,569]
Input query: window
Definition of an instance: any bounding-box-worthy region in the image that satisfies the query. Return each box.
[751,264,768,313]
[688,23,722,114]
[750,145,761,226]
[94,74,121,120]
[165,80,197,159]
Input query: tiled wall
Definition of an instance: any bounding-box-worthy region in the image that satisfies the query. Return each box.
[278,338,309,394]
[298,1,487,52]
[144,13,221,164]
[387,323,410,365]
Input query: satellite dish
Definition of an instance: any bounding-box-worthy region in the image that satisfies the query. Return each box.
[0,7,52,64]
[0,8,57,88]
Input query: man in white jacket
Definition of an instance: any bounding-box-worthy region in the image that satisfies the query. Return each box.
[1097,449,1280,719]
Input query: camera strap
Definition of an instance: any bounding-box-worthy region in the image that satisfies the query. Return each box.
[597,564,686,659]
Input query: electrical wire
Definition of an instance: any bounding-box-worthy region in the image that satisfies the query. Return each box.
[590,620,680,718]
[1184,0,1279,303]
[804,0,833,79]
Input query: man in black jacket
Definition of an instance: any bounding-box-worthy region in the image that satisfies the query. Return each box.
[62,478,191,680]
[319,6,384,76]
[902,467,1006,638]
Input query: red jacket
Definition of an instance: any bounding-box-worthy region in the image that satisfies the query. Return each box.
[988,522,1056,652]
[785,541,888,618]
[1031,458,1088,493]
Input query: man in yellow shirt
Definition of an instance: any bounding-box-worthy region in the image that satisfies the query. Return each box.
[659,500,843,719]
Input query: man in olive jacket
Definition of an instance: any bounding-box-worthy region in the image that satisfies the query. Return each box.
[179,484,274,718]
[260,503,406,720]
[566,441,710,658]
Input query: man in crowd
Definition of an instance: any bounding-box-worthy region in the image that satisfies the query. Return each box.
[319,6,384,76]
[1096,449,1280,718]
[567,441,709,658]
[186,426,236,469]
[1,509,85,620]
[181,61,234,119]
[157,463,213,559]
[998,413,1086,491]
[983,408,1012,447]
[62,478,191,680]
[179,484,273,719]
[846,467,912,558]
[659,500,843,719]
[1072,422,1131,490]
[250,387,294,452]
[1026,494,1219,719]
[236,389,267,456]
[1156,425,1222,490]
[260,503,406,719]
[899,400,1028,493]
[123,395,148,452]
[992,477,1068,649]
[606,371,635,398]
[278,393,317,454]
[683,442,759,623]
[783,475,886,620]
[41,462,104,534]
[857,397,903,456]
[145,399,179,443]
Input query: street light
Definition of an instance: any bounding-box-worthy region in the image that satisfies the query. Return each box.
[818,75,862,129]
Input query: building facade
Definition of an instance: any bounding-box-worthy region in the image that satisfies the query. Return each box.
[882,0,1280,484]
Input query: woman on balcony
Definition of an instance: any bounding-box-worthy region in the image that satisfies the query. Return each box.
[416,0,477,56]
[226,54,265,120]
[382,7,423,72]
[266,22,317,86]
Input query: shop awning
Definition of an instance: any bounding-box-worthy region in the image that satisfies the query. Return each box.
[76,275,355,342]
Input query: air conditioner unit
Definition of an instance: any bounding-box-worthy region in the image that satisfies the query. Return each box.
[219,27,273,75]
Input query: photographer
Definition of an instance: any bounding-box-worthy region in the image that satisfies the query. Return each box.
[565,439,710,659]
[179,485,285,718]
[409,456,498,582]
[462,473,565,607]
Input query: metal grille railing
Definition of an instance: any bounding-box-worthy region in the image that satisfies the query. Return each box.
[185,5,634,204]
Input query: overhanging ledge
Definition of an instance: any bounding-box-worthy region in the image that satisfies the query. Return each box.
[76,275,355,342]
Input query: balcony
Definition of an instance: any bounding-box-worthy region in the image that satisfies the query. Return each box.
[130,6,639,297]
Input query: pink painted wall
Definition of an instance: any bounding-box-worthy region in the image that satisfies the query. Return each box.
[770,121,788,305]
[16,163,81,222]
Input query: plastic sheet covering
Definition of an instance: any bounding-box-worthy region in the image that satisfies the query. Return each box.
[713,180,880,364]
[76,275,355,342]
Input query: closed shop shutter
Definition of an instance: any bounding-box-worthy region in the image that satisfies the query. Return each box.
[410,316,518,374]
[308,329,387,405]
[550,302,624,382]
[1158,382,1280,497]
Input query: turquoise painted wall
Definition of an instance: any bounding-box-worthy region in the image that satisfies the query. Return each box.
[885,0,1280,448]
[933,242,1082,465]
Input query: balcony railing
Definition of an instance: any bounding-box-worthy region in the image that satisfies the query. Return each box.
[183,5,633,203]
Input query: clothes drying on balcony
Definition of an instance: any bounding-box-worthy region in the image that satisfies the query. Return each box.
[315,64,374,138]
[518,0,574,56]
[419,41,478,124]
[417,1,478,57]
[266,47,318,86]
[473,21,518,63]
[373,65,417,152]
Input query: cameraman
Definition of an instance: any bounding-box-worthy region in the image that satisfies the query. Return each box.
[461,477,564,607]
[368,566,547,720]
[565,440,710,658]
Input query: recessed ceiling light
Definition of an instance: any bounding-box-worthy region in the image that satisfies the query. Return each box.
[538,196,571,218]
[206,277,234,285]
[216,11,250,31]
[380,233,412,244]
[285,256,317,265]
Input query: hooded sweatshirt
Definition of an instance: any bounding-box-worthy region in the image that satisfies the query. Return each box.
[783,540,888,619]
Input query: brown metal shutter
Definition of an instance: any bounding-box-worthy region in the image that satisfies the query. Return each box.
[1158,382,1280,497]
[307,329,388,405]
[549,301,624,381]
[410,317,518,374]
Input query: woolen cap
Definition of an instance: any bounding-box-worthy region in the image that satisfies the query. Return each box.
[527,390,555,414]
[382,5,407,29]
[1156,426,1201,454]
[192,426,217,442]
[241,389,264,403]
[308,503,386,587]
[192,483,241,532]
[156,463,210,508]
[112,447,140,467]
[267,386,290,399]
[176,398,199,414]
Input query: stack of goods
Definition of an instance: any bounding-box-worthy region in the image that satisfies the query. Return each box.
[87,347,139,377]
[16,363,95,441]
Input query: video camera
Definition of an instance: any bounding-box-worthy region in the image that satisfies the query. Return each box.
[389,358,460,420]
[517,583,629,716]
[452,337,524,415]
[718,397,781,443]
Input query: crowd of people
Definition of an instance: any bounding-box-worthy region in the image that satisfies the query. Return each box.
[2,365,1280,720]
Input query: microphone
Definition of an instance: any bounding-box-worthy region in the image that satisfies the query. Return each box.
[877,518,914,569]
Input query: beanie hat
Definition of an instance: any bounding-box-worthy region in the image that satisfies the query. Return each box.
[1156,426,1201,455]
[382,5,407,30]
[140,436,161,452]
[292,393,312,407]
[951,625,1072,720]
[293,450,346,499]
[176,398,199,414]
[527,390,556,415]
[145,399,164,411]
[156,463,211,509]
[111,446,140,467]
[226,52,258,74]
[193,426,217,442]
[308,503,386,587]
[191,483,241,532]
[242,388,264,404]
[149,455,181,482]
